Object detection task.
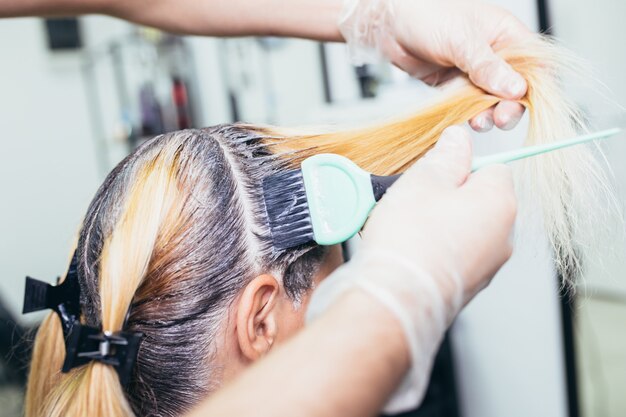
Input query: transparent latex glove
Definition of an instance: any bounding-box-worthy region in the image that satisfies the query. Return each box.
[339,0,532,132]
[306,126,516,413]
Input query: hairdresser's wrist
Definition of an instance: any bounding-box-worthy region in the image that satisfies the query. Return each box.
[332,288,411,369]
[307,276,412,403]
[308,254,455,353]
[351,251,463,322]
[0,0,112,17]
[330,258,452,412]
[100,0,344,40]
[248,0,344,41]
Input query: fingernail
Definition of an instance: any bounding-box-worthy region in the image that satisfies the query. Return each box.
[489,63,511,95]
[474,115,494,132]
[495,103,525,130]
[490,64,526,98]
[505,74,526,98]
[500,113,520,131]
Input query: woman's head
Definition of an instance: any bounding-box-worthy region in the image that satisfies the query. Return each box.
[26,125,341,417]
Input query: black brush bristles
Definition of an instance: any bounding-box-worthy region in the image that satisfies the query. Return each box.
[262,169,315,249]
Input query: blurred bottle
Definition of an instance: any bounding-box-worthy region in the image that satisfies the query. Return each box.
[140,83,164,136]
[172,77,192,129]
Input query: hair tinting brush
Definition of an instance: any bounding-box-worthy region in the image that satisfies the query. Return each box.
[263,127,621,250]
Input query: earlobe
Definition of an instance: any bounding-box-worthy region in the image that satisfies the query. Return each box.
[236,274,280,361]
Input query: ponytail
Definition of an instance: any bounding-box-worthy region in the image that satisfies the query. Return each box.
[24,312,65,417]
[26,150,184,417]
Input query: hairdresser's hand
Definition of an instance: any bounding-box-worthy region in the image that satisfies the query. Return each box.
[340,0,531,132]
[360,125,516,307]
[307,126,516,412]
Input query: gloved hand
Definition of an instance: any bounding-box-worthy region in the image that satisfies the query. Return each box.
[339,0,531,132]
[306,126,517,413]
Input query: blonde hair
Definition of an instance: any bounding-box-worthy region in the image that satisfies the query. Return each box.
[25,35,612,416]
[264,35,615,284]
[27,150,183,416]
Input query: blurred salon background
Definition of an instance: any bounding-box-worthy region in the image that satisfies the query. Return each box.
[1,1,625,416]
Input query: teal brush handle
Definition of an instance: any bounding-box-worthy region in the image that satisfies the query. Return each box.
[301,154,377,245]
[471,127,621,171]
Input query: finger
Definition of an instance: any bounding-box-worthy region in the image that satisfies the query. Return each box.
[393,49,443,80]
[465,164,514,190]
[469,107,495,132]
[493,100,525,130]
[463,164,517,224]
[453,41,527,100]
[408,126,473,188]
[460,164,517,281]
[381,38,444,79]
[422,68,461,87]
[491,14,535,51]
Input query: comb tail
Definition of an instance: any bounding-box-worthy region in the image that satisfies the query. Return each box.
[471,127,621,171]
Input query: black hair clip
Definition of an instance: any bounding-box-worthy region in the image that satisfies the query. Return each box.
[63,323,143,386]
[22,251,81,337]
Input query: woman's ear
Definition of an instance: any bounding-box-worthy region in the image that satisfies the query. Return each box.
[235,274,280,361]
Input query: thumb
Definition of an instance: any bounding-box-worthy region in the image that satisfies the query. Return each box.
[454,41,527,100]
[406,126,473,188]
[462,164,517,224]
